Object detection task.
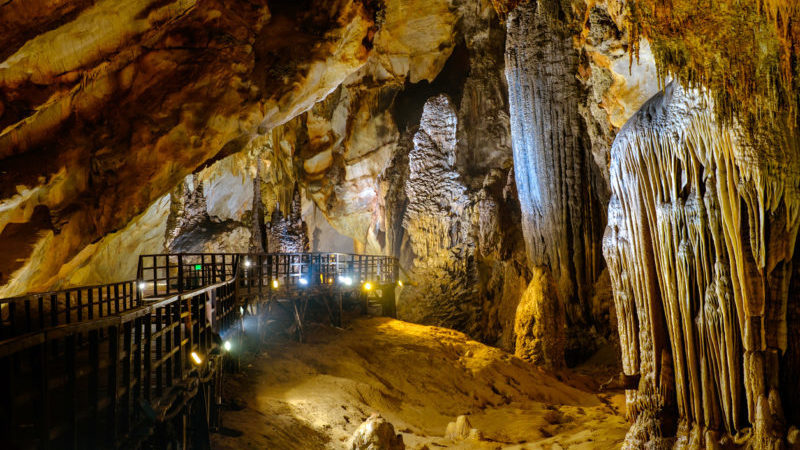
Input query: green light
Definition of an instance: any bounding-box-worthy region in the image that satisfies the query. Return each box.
[195,264,202,271]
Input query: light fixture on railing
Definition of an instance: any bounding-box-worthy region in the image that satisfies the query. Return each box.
[244,259,252,268]
[363,281,373,291]
[397,280,403,287]
[272,279,279,289]
[138,281,146,290]
[191,351,203,365]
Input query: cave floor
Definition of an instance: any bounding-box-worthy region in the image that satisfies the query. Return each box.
[210,318,628,449]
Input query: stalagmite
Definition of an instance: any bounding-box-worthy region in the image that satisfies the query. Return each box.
[604,81,800,447]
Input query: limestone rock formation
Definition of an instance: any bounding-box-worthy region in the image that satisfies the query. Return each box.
[0,0,377,295]
[266,187,309,253]
[444,415,482,442]
[397,94,475,328]
[604,81,800,448]
[514,266,566,369]
[504,0,608,363]
[350,413,405,450]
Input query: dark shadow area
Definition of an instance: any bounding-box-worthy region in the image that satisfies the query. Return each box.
[0,205,52,285]
[391,38,471,132]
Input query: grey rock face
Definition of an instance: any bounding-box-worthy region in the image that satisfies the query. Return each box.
[400,95,477,329]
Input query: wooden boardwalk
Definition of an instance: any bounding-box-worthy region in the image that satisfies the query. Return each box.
[0,252,398,450]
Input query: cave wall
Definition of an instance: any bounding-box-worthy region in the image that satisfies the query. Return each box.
[0,0,377,296]
[1,0,656,365]
[604,81,800,447]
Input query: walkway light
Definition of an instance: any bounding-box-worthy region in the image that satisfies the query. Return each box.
[363,282,373,291]
[272,279,279,289]
[191,351,203,365]
[223,341,232,352]
[299,278,308,286]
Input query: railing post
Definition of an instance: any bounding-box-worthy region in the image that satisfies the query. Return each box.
[178,254,184,294]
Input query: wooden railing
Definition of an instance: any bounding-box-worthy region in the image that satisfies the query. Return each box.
[0,280,138,340]
[136,253,238,297]
[0,252,398,449]
[0,263,241,449]
[0,279,238,449]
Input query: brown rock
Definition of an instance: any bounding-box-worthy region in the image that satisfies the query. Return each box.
[514,266,565,369]
[350,413,405,450]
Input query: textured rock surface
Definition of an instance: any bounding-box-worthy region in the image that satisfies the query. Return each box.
[0,0,376,295]
[397,95,476,328]
[604,81,800,447]
[514,267,566,369]
[350,413,405,450]
[504,0,608,363]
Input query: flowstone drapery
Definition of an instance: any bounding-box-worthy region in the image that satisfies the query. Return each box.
[604,82,800,447]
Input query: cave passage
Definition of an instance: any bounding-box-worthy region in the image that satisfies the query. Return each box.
[1,0,800,449]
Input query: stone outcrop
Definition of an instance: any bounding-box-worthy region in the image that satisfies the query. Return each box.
[604,81,800,447]
[514,266,566,369]
[396,94,476,329]
[266,187,309,253]
[350,414,405,450]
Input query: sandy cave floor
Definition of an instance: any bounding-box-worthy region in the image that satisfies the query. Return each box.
[210,318,629,449]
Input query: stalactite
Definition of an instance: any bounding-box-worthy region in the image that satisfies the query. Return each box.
[604,81,800,447]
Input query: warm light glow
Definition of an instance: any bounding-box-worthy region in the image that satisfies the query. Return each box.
[138,281,146,290]
[328,278,334,284]
[244,259,251,268]
[223,341,232,352]
[299,278,308,286]
[272,279,279,289]
[191,351,203,365]
[397,280,403,287]
[363,282,373,291]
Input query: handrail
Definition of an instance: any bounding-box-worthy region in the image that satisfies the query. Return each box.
[0,279,139,339]
[0,267,241,449]
[0,251,398,449]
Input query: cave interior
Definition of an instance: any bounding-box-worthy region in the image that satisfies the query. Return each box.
[0,0,799,449]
